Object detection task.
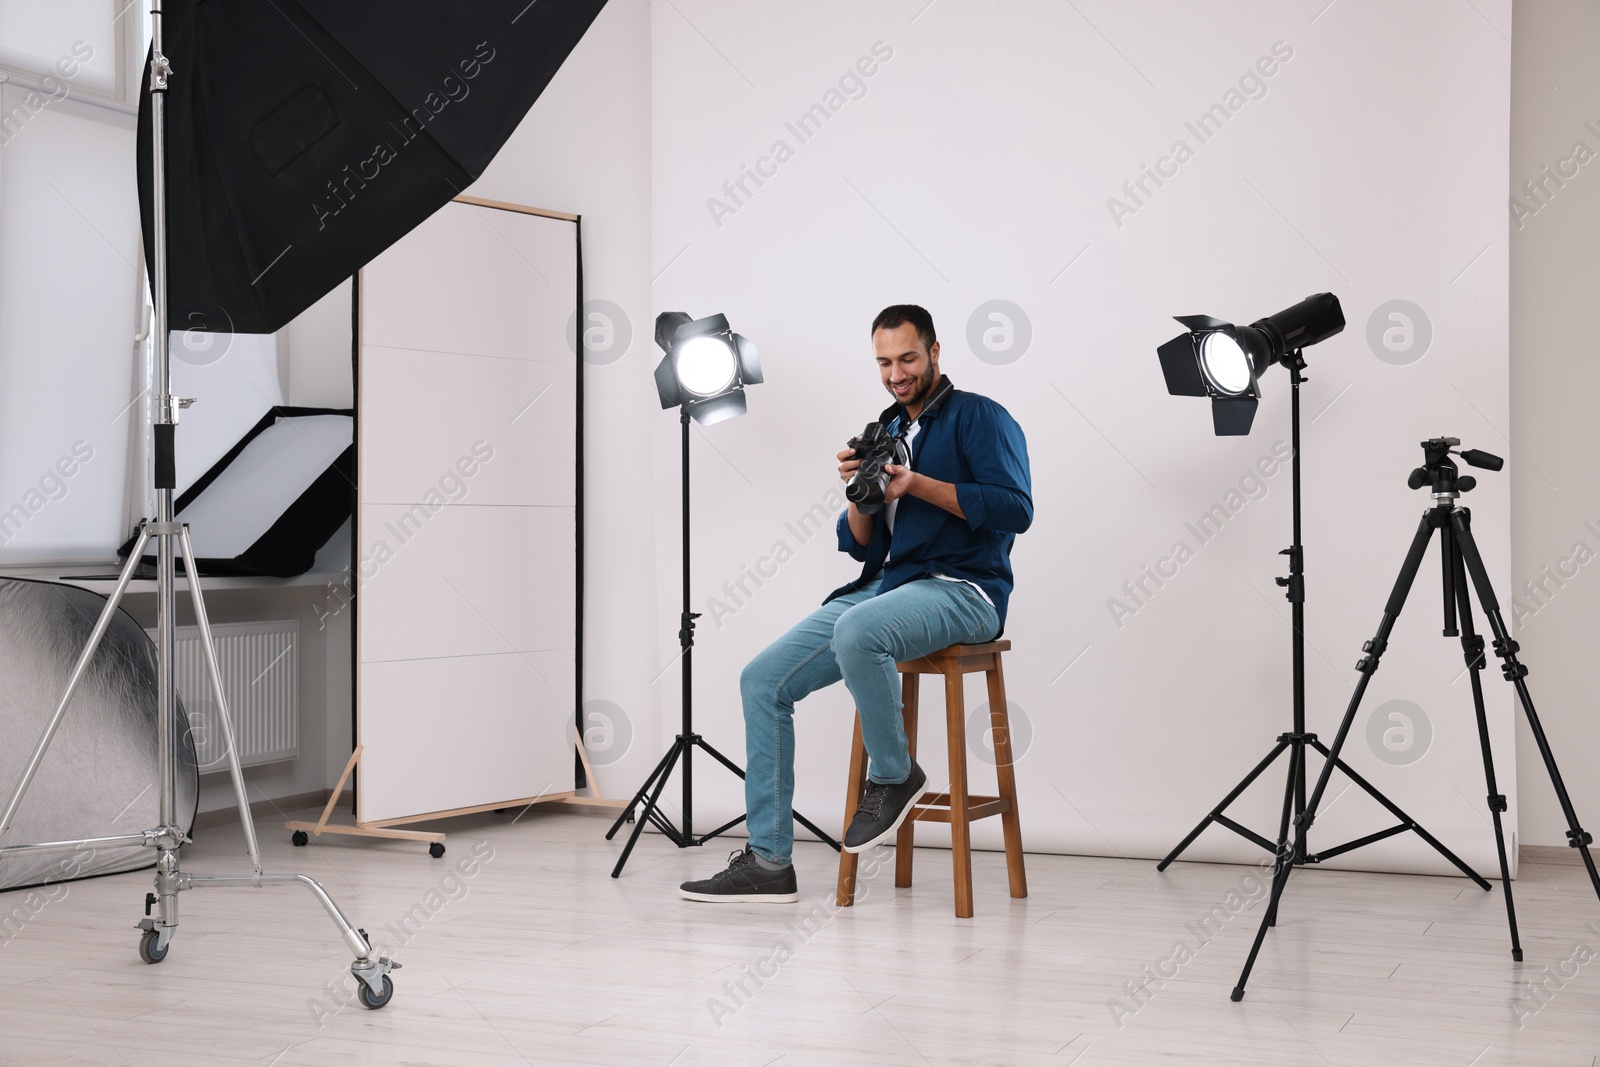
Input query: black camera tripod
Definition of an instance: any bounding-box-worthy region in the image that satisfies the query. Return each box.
[1232,438,1600,1001]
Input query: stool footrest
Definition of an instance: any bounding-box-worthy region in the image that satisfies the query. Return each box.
[913,793,1009,823]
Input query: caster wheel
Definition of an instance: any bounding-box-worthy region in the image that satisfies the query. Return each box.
[138,929,168,964]
[292,830,309,846]
[428,842,445,859]
[358,975,394,1009]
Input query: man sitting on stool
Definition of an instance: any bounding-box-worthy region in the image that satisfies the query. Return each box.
[680,304,1033,902]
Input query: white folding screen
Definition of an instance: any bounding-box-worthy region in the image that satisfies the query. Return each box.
[356,197,580,825]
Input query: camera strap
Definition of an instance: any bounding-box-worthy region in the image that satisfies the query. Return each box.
[879,374,955,443]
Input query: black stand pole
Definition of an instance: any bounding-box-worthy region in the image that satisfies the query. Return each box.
[607,412,840,877]
[1231,494,1600,1000]
[1158,354,1485,897]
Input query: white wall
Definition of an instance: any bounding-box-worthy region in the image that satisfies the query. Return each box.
[286,278,354,410]
[1509,0,1600,848]
[0,82,142,563]
[652,0,1513,875]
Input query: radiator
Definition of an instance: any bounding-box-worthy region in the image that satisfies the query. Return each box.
[145,620,299,771]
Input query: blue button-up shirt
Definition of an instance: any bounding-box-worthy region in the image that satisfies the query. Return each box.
[828,381,1032,631]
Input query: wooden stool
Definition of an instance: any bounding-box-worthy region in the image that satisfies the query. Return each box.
[835,640,1026,918]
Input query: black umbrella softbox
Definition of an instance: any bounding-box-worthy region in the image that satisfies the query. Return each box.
[139,0,607,336]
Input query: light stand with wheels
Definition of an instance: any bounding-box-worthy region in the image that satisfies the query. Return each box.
[1231,438,1600,1000]
[0,3,397,1007]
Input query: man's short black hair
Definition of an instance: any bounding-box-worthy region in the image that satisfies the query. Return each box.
[872,304,936,352]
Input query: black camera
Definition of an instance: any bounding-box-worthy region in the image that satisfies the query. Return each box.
[844,422,909,515]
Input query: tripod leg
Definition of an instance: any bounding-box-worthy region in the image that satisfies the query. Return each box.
[179,527,261,872]
[0,527,152,840]
[1157,740,1290,871]
[1312,741,1491,888]
[1233,510,1437,1001]
[1264,740,1302,928]
[605,745,675,840]
[692,735,744,780]
[1233,838,1295,1001]
[1449,542,1522,959]
[611,740,685,878]
[691,735,842,851]
[1453,511,1600,903]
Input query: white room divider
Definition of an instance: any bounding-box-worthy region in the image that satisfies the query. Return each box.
[353,196,581,828]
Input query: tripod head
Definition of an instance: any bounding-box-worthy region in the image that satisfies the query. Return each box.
[1408,437,1504,503]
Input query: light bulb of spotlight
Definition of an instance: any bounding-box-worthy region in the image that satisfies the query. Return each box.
[675,335,738,397]
[1199,332,1252,396]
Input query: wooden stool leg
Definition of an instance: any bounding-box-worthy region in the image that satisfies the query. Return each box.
[945,665,974,918]
[895,673,919,889]
[986,659,1028,899]
[835,714,868,907]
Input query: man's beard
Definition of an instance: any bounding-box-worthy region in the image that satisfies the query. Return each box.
[887,367,938,409]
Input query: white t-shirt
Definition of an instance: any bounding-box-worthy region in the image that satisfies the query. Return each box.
[883,419,993,607]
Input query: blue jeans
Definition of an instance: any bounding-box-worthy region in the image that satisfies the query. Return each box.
[740,575,1000,865]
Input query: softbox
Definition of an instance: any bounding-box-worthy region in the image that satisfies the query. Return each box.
[139,0,608,336]
[120,407,353,578]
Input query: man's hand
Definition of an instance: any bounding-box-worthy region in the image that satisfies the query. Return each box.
[836,448,862,484]
[839,448,874,546]
[885,464,966,520]
[882,464,916,502]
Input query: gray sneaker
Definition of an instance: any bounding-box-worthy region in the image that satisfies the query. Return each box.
[679,848,799,903]
[843,761,927,853]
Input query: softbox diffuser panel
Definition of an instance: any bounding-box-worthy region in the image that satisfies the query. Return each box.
[121,407,353,578]
[138,0,609,335]
[0,578,198,892]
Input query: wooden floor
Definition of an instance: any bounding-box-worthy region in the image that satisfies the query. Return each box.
[2,806,1598,1066]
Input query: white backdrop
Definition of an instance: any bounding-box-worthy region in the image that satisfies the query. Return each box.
[648,0,1513,875]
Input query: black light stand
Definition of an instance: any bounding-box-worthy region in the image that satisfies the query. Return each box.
[607,316,839,878]
[1157,358,1486,899]
[1231,439,1600,1000]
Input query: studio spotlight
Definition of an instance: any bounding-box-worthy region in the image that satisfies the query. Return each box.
[609,312,835,878]
[1156,292,1345,435]
[653,312,763,426]
[1155,290,1488,988]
